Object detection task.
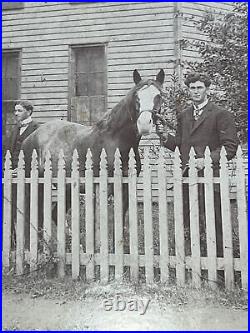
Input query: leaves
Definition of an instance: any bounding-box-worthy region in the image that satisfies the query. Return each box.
[185,3,247,143]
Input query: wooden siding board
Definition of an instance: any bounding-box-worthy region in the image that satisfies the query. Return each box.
[3,25,174,44]
[3,3,174,21]
[3,2,234,125]
[3,11,174,32]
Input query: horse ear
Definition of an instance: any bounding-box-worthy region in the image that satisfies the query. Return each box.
[156,69,165,85]
[133,69,142,85]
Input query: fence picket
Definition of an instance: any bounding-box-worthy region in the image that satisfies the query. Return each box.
[236,146,248,290]
[189,147,201,288]
[204,147,217,288]
[16,151,25,275]
[43,150,52,254]
[85,149,95,281]
[57,149,66,278]
[128,148,139,281]
[220,147,234,289]
[71,149,80,279]
[3,151,12,269]
[114,149,124,280]
[143,147,154,283]
[173,147,185,286]
[158,147,169,283]
[99,149,109,283]
[1,146,247,289]
[30,149,39,272]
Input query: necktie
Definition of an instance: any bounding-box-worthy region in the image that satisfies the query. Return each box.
[194,108,201,121]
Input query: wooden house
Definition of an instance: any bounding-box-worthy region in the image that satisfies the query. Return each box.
[2,2,233,148]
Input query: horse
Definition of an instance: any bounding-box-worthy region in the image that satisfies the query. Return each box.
[21,69,165,247]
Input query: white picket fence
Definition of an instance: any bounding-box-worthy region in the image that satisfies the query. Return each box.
[2,146,248,290]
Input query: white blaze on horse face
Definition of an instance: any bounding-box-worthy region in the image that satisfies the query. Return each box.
[137,85,160,136]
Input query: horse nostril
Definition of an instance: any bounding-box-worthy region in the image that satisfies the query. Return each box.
[149,119,152,123]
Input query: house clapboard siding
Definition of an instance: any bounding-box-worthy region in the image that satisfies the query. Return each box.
[3,2,233,125]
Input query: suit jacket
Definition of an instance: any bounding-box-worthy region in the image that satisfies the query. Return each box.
[162,101,239,169]
[9,120,39,168]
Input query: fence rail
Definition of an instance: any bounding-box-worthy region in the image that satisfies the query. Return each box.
[2,146,248,290]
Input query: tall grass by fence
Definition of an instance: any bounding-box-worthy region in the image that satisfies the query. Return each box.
[2,146,248,290]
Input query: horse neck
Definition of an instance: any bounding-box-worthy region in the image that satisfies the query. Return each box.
[92,95,137,139]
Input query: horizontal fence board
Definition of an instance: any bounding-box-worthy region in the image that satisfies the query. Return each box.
[2,146,248,290]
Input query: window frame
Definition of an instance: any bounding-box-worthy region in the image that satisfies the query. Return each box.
[2,50,22,153]
[69,43,107,124]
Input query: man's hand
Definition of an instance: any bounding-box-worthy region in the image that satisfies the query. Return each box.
[155,120,165,136]
[154,114,167,137]
[195,157,205,171]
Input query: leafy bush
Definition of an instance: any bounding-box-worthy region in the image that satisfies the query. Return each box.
[163,3,247,144]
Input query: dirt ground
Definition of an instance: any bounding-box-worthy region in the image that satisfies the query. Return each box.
[2,278,248,331]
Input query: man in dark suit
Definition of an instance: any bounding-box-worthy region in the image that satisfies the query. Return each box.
[9,100,39,249]
[156,73,239,258]
[9,100,39,172]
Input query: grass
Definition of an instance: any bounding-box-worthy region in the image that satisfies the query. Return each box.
[2,273,248,310]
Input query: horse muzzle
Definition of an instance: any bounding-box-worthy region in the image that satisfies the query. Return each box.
[137,111,153,136]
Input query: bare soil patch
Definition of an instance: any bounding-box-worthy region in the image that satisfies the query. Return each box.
[2,276,248,331]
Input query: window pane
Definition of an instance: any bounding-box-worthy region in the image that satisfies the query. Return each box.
[89,47,105,72]
[75,49,88,73]
[2,52,20,157]
[2,101,17,154]
[75,73,88,96]
[2,78,19,100]
[89,72,105,96]
[2,52,19,99]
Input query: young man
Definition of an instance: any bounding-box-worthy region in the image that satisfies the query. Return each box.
[156,72,239,171]
[8,100,39,249]
[156,72,239,258]
[9,100,39,172]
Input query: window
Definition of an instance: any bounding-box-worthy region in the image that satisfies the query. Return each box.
[2,2,24,10]
[2,51,21,153]
[70,45,106,125]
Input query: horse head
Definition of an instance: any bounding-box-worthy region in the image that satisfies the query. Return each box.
[133,69,165,136]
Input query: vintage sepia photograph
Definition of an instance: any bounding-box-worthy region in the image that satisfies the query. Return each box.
[2,1,248,330]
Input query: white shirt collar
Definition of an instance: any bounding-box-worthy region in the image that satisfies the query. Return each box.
[20,116,32,126]
[193,98,208,112]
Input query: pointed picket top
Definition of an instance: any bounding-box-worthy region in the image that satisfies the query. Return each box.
[100,148,107,170]
[17,150,25,170]
[58,149,65,170]
[85,148,93,171]
[173,147,181,175]
[174,146,181,166]
[114,148,122,174]
[204,146,211,162]
[236,145,245,182]
[31,149,38,171]
[220,146,228,171]
[44,150,52,170]
[189,147,196,176]
[204,146,213,175]
[236,145,243,160]
[4,150,12,172]
[72,149,79,171]
[128,148,136,170]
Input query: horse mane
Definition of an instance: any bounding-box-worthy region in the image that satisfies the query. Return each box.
[93,79,149,134]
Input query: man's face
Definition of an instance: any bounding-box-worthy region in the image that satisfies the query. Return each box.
[188,81,208,104]
[14,104,31,123]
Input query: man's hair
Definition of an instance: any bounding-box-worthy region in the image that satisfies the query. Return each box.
[16,100,34,114]
[184,73,211,88]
